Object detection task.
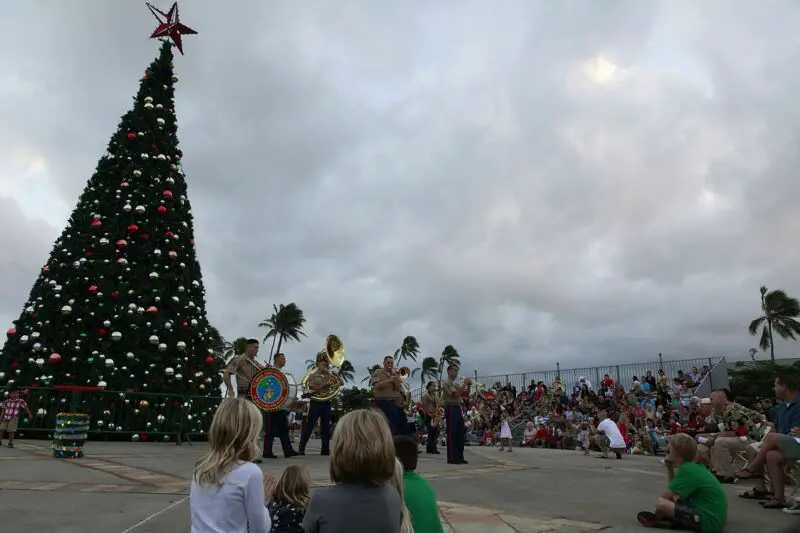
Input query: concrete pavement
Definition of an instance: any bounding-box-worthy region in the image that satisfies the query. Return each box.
[0,440,794,532]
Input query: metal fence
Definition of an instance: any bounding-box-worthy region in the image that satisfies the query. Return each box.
[411,356,728,401]
[1,386,220,441]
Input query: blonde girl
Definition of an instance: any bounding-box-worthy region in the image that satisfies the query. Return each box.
[302,409,404,533]
[190,398,271,533]
[390,458,415,533]
[267,465,311,533]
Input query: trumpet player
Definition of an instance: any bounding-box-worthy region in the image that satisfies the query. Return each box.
[421,381,440,454]
[441,364,471,465]
[371,355,403,435]
[298,353,335,456]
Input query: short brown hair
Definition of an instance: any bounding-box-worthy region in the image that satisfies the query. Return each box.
[777,375,800,391]
[330,409,395,485]
[393,435,418,472]
[669,433,697,462]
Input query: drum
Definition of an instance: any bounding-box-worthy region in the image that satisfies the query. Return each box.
[249,368,296,411]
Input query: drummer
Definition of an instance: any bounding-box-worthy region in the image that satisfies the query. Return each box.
[222,339,262,399]
[263,353,298,459]
[222,338,267,462]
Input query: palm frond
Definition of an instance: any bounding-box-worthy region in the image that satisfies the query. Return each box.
[748,316,765,336]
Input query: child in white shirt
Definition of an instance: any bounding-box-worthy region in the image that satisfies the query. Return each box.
[190,398,272,533]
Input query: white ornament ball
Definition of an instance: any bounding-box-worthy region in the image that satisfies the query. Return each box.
[165,367,175,376]
[61,305,72,315]
[176,341,186,351]
[158,343,167,351]
[157,118,165,125]
[135,205,146,214]
[148,335,159,344]
[144,103,154,109]
[111,331,122,341]
[105,359,115,368]
[133,170,142,177]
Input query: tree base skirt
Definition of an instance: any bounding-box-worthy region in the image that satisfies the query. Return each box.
[53,413,90,459]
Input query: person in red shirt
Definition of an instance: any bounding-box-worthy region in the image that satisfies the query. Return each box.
[602,374,615,389]
[534,425,548,447]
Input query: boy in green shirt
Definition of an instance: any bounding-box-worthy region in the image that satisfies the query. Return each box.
[394,435,444,533]
[637,433,727,531]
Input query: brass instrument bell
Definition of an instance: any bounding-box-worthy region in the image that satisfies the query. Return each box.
[397,367,411,379]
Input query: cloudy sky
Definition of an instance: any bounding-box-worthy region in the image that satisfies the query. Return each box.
[1,1,799,381]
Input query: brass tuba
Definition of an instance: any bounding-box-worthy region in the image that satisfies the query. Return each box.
[300,334,346,402]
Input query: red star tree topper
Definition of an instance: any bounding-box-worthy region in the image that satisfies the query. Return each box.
[146,2,197,55]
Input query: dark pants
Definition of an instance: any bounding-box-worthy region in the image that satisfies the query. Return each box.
[300,401,331,454]
[445,404,465,463]
[264,410,295,457]
[373,398,401,435]
[424,414,439,453]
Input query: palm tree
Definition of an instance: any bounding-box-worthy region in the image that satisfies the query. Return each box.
[224,337,248,363]
[258,303,308,364]
[338,361,356,385]
[748,286,800,362]
[394,336,421,364]
[420,356,439,390]
[361,364,381,384]
[438,345,461,383]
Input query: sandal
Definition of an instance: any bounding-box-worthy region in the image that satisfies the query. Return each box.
[739,488,772,500]
[761,499,787,509]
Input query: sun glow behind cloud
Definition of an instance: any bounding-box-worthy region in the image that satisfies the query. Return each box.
[584,56,619,85]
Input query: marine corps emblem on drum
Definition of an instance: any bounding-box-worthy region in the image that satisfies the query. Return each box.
[249,367,294,411]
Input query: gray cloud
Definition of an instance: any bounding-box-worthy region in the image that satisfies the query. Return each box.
[1,1,799,382]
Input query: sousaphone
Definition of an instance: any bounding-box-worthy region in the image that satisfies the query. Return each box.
[300,334,346,402]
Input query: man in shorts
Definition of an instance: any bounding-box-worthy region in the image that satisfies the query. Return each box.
[637,433,727,531]
[0,388,32,448]
[735,375,800,509]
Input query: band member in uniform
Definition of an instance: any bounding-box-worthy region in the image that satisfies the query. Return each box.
[222,339,263,399]
[441,364,471,465]
[222,338,267,462]
[263,353,298,459]
[371,355,402,435]
[298,353,336,456]
[421,381,440,454]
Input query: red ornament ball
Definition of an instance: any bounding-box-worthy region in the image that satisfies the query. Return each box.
[205,356,214,364]
[88,285,98,293]
[121,181,129,187]
[146,306,158,314]
[111,291,120,298]
[6,328,16,337]
[91,220,102,227]
[156,206,167,214]
[165,231,174,237]
[98,328,107,336]
[49,353,62,363]
[116,239,128,248]
[127,133,136,139]
[168,251,177,259]
[162,190,173,199]
[128,224,139,232]
[140,233,150,240]
[42,266,49,273]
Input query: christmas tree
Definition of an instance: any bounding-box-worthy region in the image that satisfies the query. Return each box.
[0,11,221,420]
